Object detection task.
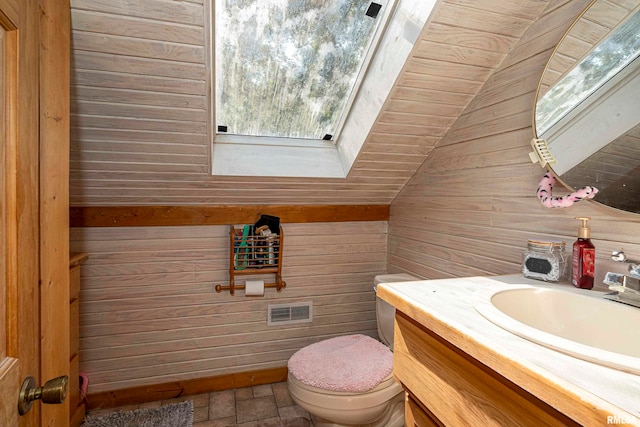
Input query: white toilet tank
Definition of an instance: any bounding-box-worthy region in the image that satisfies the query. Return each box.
[374,273,418,349]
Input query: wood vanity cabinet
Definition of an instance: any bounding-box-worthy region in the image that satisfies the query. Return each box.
[69,253,88,427]
[393,311,581,427]
[405,393,440,426]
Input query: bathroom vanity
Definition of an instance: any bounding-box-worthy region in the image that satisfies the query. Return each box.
[376,275,640,426]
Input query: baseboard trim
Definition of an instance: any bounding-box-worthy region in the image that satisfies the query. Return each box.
[85,367,289,410]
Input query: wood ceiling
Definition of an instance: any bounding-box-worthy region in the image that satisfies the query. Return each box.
[70,0,550,206]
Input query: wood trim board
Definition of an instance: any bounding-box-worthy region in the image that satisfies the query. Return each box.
[85,367,289,410]
[70,205,390,227]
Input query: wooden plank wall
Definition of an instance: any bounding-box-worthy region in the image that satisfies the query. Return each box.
[561,123,640,213]
[69,0,547,206]
[388,0,640,290]
[68,0,550,396]
[68,0,640,399]
[70,221,388,393]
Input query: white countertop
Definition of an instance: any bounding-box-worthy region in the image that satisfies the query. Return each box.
[377,275,640,426]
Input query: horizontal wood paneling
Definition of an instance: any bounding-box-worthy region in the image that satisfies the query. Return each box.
[69,0,636,401]
[70,222,388,393]
[69,0,548,206]
[70,205,390,227]
[388,0,640,293]
[67,0,552,398]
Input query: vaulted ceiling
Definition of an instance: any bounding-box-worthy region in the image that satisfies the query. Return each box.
[70,0,550,206]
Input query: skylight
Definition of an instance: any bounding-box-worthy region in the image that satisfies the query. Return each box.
[214,0,390,141]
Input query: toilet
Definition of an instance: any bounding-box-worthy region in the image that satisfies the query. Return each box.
[287,273,418,427]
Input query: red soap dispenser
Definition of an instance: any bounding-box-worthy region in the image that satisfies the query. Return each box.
[572,217,595,289]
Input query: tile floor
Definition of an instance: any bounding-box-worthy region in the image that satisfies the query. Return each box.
[84,381,311,426]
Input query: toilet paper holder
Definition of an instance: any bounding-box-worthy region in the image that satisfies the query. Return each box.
[215,224,286,295]
[215,276,286,295]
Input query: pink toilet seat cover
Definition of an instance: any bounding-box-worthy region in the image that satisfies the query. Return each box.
[288,334,393,393]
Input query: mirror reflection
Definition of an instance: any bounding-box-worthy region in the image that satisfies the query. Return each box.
[535,1,640,213]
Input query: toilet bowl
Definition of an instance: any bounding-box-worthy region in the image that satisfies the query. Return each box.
[287,273,418,427]
[287,371,404,427]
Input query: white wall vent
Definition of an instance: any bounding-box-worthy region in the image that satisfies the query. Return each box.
[268,302,313,326]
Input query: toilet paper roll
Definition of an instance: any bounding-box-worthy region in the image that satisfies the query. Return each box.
[245,279,265,296]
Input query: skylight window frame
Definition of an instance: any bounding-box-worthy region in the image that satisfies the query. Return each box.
[206,0,438,178]
[326,0,398,144]
[212,0,398,146]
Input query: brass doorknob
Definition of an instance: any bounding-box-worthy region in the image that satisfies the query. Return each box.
[18,375,68,415]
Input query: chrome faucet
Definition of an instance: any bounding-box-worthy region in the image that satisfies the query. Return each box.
[604,249,640,308]
[610,249,640,279]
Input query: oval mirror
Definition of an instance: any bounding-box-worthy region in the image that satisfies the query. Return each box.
[534,1,640,214]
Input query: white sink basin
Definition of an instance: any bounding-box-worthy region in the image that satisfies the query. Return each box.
[474,285,640,374]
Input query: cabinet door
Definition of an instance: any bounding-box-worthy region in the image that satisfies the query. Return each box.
[405,393,441,427]
[394,312,580,426]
